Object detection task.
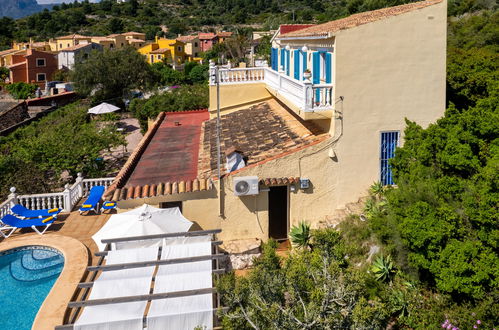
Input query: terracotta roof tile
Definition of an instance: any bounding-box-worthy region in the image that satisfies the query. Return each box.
[282,0,443,38]
[110,178,212,201]
[57,34,91,40]
[149,48,170,54]
[197,100,322,178]
[177,35,198,42]
[198,33,217,40]
[279,24,315,35]
[122,31,145,36]
[260,177,300,186]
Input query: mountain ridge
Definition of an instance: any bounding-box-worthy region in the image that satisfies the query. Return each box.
[0,0,53,19]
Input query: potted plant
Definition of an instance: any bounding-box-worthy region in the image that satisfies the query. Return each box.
[303,69,312,79]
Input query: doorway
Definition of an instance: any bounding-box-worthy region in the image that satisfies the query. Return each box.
[268,186,289,240]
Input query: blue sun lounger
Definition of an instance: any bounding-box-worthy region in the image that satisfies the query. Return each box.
[11,204,62,219]
[101,201,117,213]
[79,185,105,214]
[0,214,56,238]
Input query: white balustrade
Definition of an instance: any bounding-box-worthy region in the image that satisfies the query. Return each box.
[1,175,115,216]
[0,197,15,219]
[210,63,334,113]
[311,85,334,110]
[82,177,114,196]
[218,68,265,84]
[17,192,65,210]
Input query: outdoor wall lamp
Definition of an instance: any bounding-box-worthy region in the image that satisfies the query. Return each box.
[285,44,291,51]
[301,45,308,52]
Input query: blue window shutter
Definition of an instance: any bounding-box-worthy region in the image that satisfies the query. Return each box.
[312,52,320,84]
[325,53,332,83]
[302,51,307,72]
[270,48,275,70]
[280,48,285,69]
[380,132,399,185]
[274,48,277,70]
[286,50,290,76]
[294,50,300,79]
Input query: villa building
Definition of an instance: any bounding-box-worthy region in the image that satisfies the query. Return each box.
[105,0,447,244]
[177,35,202,61]
[57,42,103,70]
[49,34,93,52]
[8,49,58,87]
[138,37,187,69]
[198,33,218,52]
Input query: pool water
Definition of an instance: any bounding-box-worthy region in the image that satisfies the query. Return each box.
[0,246,64,330]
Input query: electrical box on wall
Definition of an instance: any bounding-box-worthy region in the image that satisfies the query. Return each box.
[299,178,310,189]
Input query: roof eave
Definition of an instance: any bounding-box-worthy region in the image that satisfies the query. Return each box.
[277,33,331,41]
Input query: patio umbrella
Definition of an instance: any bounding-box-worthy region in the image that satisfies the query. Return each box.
[92,204,193,250]
[87,102,120,114]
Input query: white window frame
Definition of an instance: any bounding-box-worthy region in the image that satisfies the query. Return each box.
[36,73,46,82]
[36,58,46,67]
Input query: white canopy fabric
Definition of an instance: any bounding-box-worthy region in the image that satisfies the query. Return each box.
[92,205,193,251]
[74,247,159,330]
[88,102,120,114]
[147,240,214,330]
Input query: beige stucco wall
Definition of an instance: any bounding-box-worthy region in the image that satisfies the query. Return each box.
[117,138,337,242]
[330,0,447,208]
[209,83,272,116]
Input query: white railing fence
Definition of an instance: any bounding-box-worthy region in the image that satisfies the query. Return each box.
[311,85,334,110]
[2,173,115,214]
[209,60,333,113]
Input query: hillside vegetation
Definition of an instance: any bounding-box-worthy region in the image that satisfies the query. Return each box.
[1,0,496,49]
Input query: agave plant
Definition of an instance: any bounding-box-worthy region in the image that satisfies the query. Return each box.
[371,254,396,283]
[290,222,311,249]
[369,181,385,199]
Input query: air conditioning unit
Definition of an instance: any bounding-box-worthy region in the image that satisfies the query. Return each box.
[233,176,259,196]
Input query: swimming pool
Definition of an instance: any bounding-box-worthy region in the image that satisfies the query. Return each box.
[0,246,64,330]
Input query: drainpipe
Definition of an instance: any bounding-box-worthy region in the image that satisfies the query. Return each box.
[215,65,223,218]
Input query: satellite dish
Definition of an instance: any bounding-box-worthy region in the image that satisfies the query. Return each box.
[235,180,250,194]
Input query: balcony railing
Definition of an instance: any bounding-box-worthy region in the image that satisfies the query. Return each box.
[0,173,115,217]
[210,62,333,113]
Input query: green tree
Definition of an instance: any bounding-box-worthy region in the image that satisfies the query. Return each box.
[0,102,124,199]
[71,47,152,102]
[107,17,124,34]
[130,84,208,131]
[5,82,38,100]
[0,66,9,82]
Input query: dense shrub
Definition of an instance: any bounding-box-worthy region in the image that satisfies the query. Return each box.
[0,102,124,199]
[130,84,208,131]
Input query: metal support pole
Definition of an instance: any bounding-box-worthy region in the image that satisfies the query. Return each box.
[216,65,223,218]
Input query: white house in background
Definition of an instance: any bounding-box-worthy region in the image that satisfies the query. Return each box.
[57,43,103,70]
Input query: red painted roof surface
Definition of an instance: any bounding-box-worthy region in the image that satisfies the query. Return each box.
[126,110,209,187]
[279,24,316,35]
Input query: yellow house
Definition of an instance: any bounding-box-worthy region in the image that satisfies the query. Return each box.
[12,40,51,52]
[122,31,146,41]
[51,34,92,51]
[0,49,25,67]
[177,35,202,62]
[138,38,187,69]
[104,0,447,249]
[157,38,186,67]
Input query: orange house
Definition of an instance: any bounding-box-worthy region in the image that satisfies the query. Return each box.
[8,49,58,87]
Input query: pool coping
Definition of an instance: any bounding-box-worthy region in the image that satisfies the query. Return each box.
[0,234,88,330]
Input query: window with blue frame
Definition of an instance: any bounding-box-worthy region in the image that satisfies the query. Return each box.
[380,131,399,185]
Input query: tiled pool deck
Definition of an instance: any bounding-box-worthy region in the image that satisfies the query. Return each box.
[0,210,114,329]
